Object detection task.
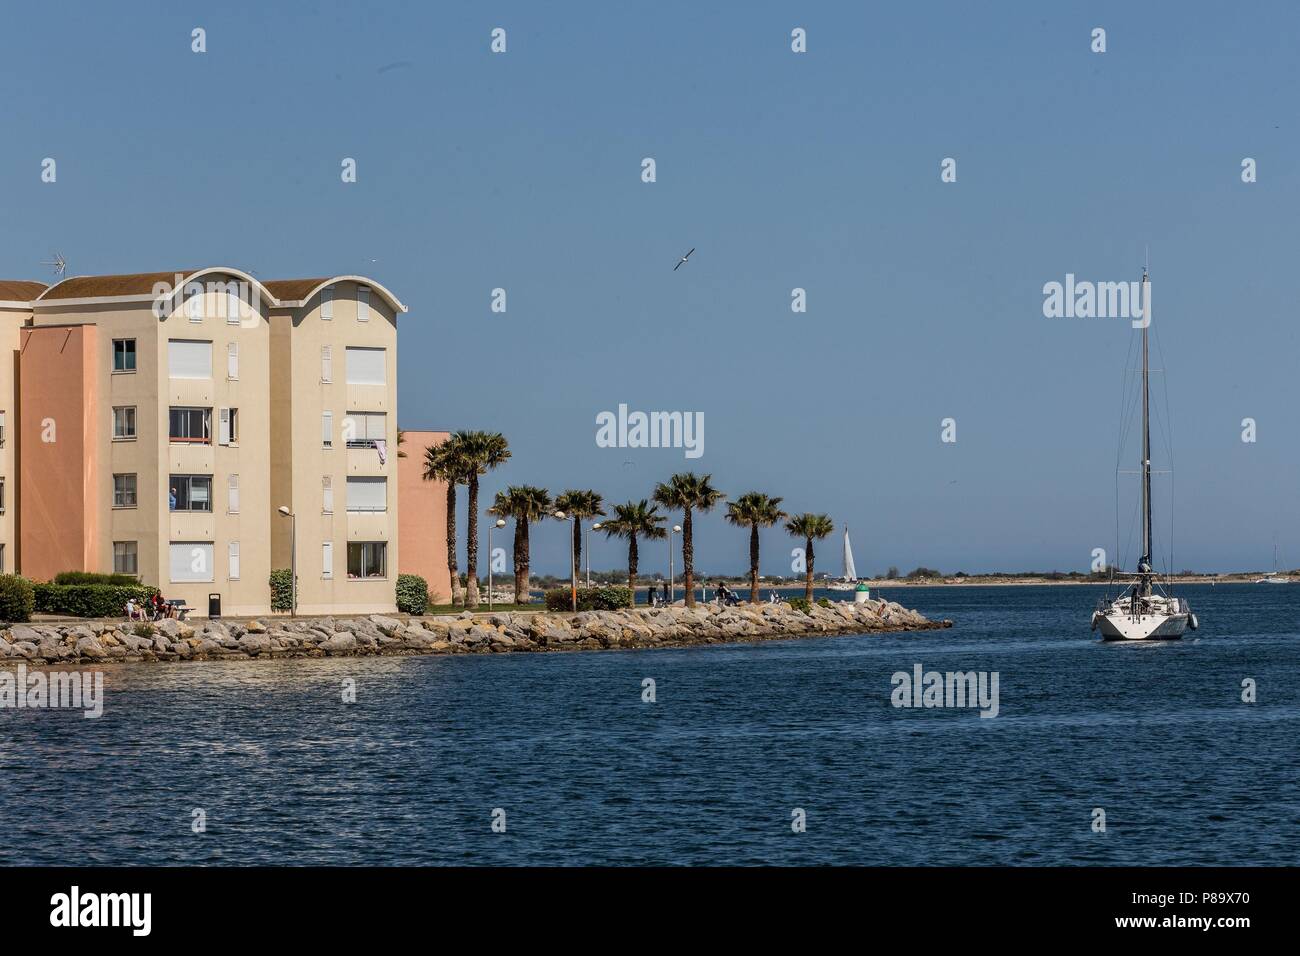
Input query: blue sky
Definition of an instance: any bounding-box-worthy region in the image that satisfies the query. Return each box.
[2,1,1297,576]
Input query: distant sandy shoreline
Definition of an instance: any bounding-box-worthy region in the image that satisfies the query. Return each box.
[611,576,1289,591]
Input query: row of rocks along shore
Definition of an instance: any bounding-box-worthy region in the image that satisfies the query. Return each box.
[0,599,951,665]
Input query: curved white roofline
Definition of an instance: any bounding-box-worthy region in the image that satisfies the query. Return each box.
[183,266,280,306]
[32,267,407,314]
[280,275,408,313]
[35,266,281,309]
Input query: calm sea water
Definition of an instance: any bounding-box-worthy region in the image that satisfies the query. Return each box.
[2,583,1296,865]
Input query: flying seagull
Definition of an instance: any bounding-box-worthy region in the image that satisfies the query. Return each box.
[673,248,695,271]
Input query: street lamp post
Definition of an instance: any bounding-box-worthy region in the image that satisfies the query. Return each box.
[554,511,577,612]
[669,524,681,606]
[488,517,505,611]
[586,522,602,588]
[277,506,296,617]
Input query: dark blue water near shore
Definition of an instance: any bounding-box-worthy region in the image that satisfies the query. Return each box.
[2,584,1296,865]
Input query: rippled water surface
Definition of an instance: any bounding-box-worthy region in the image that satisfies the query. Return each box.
[2,584,1296,865]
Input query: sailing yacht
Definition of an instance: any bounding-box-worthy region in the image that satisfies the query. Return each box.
[828,528,859,591]
[1255,542,1291,584]
[1091,269,1199,641]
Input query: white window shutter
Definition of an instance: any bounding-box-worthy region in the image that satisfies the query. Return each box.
[322,541,333,578]
[344,347,386,385]
[227,342,238,379]
[345,477,387,512]
[168,340,213,379]
[321,287,333,320]
[219,408,231,445]
[323,475,334,513]
[321,345,332,383]
[357,286,370,322]
[170,543,215,583]
[322,410,333,447]
[229,541,240,579]
[227,289,241,325]
[228,474,240,513]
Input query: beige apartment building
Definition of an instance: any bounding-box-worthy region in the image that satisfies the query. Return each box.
[0,267,447,617]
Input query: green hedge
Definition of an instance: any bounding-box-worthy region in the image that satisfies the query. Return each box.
[0,575,35,623]
[544,585,633,612]
[34,583,159,618]
[395,574,429,615]
[787,597,812,614]
[269,568,294,612]
[53,571,142,586]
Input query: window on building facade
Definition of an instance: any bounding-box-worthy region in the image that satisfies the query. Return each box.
[347,541,386,579]
[344,411,387,448]
[168,339,212,379]
[169,542,214,583]
[344,347,385,385]
[113,406,137,440]
[169,406,211,444]
[113,473,137,508]
[114,541,138,576]
[169,474,212,512]
[345,477,387,512]
[218,407,239,445]
[113,338,137,372]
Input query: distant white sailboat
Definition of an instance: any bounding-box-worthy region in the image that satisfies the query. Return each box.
[1091,268,1198,641]
[829,528,859,591]
[1255,541,1291,584]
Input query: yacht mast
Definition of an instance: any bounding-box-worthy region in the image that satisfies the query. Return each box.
[1139,269,1152,586]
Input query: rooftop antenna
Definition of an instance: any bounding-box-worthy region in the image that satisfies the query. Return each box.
[41,252,67,277]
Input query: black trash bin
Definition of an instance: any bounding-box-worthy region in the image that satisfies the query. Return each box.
[208,593,221,619]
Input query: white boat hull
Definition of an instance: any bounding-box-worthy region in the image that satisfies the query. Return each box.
[1095,609,1188,641]
[828,581,857,592]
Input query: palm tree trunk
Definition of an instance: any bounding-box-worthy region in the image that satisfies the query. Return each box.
[514,519,530,604]
[572,519,583,583]
[682,506,695,607]
[445,483,461,606]
[749,524,760,603]
[628,534,639,598]
[465,475,481,609]
[804,536,815,602]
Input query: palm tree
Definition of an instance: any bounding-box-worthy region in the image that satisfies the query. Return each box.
[454,430,512,608]
[652,472,725,607]
[601,500,667,597]
[726,492,787,603]
[553,489,605,578]
[488,486,552,604]
[423,437,467,606]
[785,513,834,602]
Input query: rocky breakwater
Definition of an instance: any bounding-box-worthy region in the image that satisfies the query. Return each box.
[0,599,951,664]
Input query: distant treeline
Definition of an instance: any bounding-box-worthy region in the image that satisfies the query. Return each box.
[458,566,1217,588]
